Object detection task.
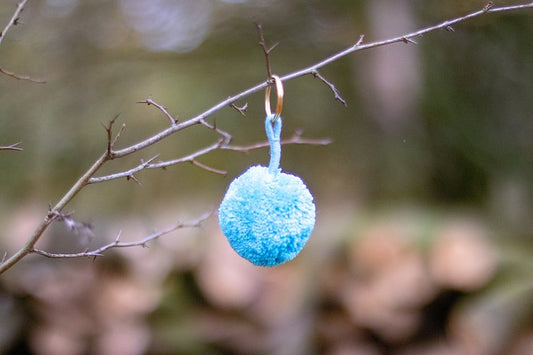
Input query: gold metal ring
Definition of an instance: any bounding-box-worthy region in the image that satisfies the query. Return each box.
[265,75,284,122]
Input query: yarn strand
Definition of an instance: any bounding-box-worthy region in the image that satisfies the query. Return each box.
[265,114,282,174]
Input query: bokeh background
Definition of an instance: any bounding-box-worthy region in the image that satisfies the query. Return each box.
[1,0,533,354]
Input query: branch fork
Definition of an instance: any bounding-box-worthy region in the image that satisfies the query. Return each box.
[0,142,23,151]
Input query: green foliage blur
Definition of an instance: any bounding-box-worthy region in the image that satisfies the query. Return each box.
[1,0,533,354]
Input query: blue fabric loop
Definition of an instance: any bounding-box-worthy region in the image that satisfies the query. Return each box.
[265,114,282,174]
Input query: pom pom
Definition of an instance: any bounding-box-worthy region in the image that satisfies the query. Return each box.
[219,165,315,266]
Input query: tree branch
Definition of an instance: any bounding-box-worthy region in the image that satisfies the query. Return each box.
[230,102,248,117]
[0,0,45,83]
[0,142,23,151]
[222,129,332,152]
[0,153,108,273]
[137,98,178,124]
[311,70,347,107]
[199,117,232,144]
[0,0,28,48]
[31,212,211,259]
[281,2,533,83]
[256,23,279,79]
[0,67,45,83]
[1,2,531,274]
[101,113,123,158]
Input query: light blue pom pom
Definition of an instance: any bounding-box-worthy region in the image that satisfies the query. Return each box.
[218,115,316,266]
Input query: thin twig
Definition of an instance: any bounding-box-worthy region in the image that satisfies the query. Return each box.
[223,130,332,152]
[402,36,417,44]
[199,117,233,144]
[0,142,23,151]
[191,159,227,176]
[88,155,160,184]
[0,67,45,83]
[102,114,122,157]
[0,0,28,48]
[484,1,495,12]
[126,174,142,185]
[355,34,365,46]
[0,0,46,83]
[31,212,211,259]
[137,98,178,124]
[312,70,347,106]
[112,124,126,150]
[141,140,223,173]
[1,2,531,274]
[256,23,279,79]
[230,102,248,117]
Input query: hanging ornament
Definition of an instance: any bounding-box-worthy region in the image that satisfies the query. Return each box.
[219,75,316,266]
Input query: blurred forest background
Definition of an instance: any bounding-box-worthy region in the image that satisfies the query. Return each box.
[1,0,533,354]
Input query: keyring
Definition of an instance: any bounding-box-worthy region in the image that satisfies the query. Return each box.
[265,75,284,122]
